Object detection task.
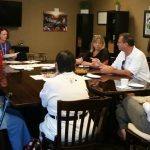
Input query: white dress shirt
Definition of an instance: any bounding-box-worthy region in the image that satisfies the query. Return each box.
[112,46,150,82]
[39,72,91,141]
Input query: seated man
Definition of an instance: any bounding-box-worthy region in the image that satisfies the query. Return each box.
[92,33,150,82]
[39,50,93,142]
[116,96,150,140]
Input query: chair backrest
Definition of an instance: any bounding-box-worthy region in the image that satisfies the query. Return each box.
[36,52,47,61]
[26,53,36,61]
[56,97,111,150]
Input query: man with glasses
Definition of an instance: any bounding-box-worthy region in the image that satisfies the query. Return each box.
[92,33,150,82]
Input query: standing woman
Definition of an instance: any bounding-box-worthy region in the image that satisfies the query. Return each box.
[76,35,109,67]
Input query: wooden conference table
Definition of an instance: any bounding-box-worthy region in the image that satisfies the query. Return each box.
[87,74,150,96]
[1,65,45,107]
[1,65,150,107]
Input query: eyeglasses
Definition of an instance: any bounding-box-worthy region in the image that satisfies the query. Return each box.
[121,60,125,70]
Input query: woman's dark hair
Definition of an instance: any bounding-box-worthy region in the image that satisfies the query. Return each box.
[120,33,135,46]
[56,50,75,73]
[0,27,9,39]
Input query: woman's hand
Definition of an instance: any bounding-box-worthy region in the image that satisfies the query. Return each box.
[91,58,101,68]
[76,57,83,65]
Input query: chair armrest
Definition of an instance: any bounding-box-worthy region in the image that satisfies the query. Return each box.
[128,123,150,141]
[131,96,150,104]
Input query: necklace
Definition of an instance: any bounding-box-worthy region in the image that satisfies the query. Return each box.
[0,43,6,55]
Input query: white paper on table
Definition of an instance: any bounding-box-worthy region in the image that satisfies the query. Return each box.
[30,75,44,80]
[39,63,55,68]
[4,60,22,64]
[41,66,54,69]
[3,52,19,58]
[24,67,34,71]
[4,65,20,73]
[9,65,25,69]
[22,60,41,64]
[30,74,55,81]
[9,63,55,70]
[32,63,55,68]
[9,64,34,70]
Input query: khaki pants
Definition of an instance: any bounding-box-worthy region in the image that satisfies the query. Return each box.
[116,96,150,134]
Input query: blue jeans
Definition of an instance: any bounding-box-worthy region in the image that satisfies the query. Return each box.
[2,108,31,150]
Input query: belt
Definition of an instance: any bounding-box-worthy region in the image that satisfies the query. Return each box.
[49,112,88,120]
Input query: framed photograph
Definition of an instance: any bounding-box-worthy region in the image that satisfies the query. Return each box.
[97,11,107,25]
[43,10,67,32]
[143,10,150,37]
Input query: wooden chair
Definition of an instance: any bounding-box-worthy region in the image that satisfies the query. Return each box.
[36,52,47,61]
[26,53,36,60]
[125,123,150,150]
[42,97,111,150]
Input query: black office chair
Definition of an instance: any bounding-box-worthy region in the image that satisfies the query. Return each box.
[0,90,12,150]
[42,97,111,150]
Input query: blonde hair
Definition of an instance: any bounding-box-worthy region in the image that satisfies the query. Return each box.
[90,35,105,52]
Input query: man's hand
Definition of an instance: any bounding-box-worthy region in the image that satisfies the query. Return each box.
[100,65,113,74]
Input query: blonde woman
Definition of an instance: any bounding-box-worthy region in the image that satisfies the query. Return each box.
[76,35,109,67]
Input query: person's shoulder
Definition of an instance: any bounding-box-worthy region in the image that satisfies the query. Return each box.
[71,72,85,80]
[45,74,60,83]
[134,47,146,57]
[116,51,124,57]
[44,75,63,88]
[134,46,142,53]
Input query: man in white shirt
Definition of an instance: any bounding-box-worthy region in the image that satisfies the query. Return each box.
[92,33,150,82]
[39,50,91,142]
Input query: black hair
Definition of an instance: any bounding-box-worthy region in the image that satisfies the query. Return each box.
[56,50,75,73]
[120,33,135,46]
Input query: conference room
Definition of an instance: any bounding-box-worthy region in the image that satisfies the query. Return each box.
[0,0,150,150]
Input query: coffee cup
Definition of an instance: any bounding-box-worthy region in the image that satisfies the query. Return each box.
[120,78,129,87]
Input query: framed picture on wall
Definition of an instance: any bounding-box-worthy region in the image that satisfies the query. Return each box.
[97,11,107,25]
[143,10,150,37]
[43,10,67,32]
